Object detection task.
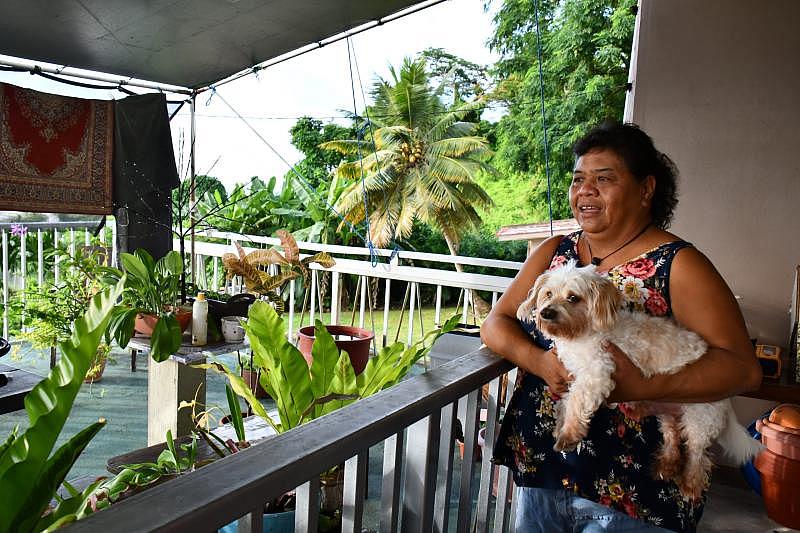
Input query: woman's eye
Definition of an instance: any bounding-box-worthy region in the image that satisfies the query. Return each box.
[567,294,580,303]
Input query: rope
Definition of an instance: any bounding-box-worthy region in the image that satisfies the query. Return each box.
[533,0,554,236]
[346,37,377,267]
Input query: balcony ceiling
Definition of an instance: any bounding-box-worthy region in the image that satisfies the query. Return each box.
[0,0,426,89]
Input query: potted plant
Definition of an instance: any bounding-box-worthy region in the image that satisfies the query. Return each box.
[202,302,459,527]
[14,245,116,379]
[106,249,190,363]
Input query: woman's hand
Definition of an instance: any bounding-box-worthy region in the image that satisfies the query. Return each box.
[606,341,655,403]
[534,347,572,396]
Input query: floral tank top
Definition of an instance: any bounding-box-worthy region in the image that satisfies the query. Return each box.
[493,232,703,532]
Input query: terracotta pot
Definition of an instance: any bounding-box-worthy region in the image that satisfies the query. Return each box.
[242,368,268,399]
[769,403,800,430]
[754,448,800,528]
[756,418,800,460]
[134,310,192,337]
[296,325,374,375]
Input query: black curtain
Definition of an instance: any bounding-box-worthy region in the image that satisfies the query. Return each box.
[113,93,179,261]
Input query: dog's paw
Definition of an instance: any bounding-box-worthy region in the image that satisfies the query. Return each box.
[676,470,708,502]
[553,434,580,453]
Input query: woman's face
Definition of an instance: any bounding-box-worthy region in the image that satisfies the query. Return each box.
[569,148,653,235]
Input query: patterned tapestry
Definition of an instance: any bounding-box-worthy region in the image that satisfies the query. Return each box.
[0,83,113,214]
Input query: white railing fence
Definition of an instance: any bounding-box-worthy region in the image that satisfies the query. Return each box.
[183,230,522,349]
[0,220,116,340]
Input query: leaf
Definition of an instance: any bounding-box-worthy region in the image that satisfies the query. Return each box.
[0,278,124,532]
[12,420,106,532]
[246,248,290,267]
[150,313,182,363]
[302,252,336,269]
[225,384,246,443]
[244,301,313,430]
[119,253,150,283]
[319,351,358,417]
[309,320,340,413]
[108,307,137,349]
[160,250,184,276]
[276,229,299,263]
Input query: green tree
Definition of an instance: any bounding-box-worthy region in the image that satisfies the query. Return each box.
[419,47,489,108]
[322,57,494,260]
[288,117,355,190]
[488,0,636,221]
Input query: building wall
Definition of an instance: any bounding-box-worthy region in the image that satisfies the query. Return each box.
[627,0,800,350]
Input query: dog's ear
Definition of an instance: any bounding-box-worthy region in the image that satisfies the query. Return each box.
[587,275,622,331]
[517,271,550,321]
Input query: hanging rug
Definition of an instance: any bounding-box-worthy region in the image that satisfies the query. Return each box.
[0,83,113,214]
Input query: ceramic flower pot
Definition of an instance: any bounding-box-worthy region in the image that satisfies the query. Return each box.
[134,310,192,337]
[756,418,800,460]
[221,316,246,343]
[296,325,374,375]
[242,367,268,399]
[754,448,800,528]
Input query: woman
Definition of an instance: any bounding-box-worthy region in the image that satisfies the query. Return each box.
[483,122,761,532]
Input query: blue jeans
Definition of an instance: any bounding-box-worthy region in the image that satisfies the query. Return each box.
[515,487,671,532]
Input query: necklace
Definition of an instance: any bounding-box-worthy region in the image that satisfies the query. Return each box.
[584,223,651,266]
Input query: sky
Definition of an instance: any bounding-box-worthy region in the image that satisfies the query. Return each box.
[0,0,500,193]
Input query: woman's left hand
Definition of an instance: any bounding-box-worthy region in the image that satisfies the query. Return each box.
[605,341,656,403]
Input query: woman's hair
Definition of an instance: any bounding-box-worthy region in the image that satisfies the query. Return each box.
[572,121,678,229]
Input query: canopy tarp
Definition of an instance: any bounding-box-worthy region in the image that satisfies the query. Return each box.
[0,0,426,89]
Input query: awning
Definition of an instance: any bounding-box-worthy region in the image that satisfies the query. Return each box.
[0,0,429,89]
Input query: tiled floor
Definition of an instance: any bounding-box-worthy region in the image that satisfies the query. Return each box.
[700,467,797,532]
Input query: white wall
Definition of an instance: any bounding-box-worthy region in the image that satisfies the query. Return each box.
[627,0,800,351]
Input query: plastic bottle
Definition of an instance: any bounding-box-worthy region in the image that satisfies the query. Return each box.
[192,292,208,346]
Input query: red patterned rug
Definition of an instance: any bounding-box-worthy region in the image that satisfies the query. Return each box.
[0,83,113,214]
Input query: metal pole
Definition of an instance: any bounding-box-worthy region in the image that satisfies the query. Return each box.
[189,94,197,285]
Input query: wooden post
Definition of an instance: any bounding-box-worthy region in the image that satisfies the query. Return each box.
[147,358,206,445]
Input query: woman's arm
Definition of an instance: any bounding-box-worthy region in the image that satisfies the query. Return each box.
[608,247,762,403]
[481,236,572,395]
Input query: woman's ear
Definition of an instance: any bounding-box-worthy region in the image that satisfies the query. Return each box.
[588,276,622,331]
[641,175,656,206]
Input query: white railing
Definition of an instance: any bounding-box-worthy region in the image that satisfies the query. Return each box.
[182,230,522,348]
[64,347,519,533]
[0,220,117,340]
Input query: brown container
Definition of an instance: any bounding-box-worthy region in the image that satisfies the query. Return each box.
[757,418,800,461]
[296,325,374,375]
[134,310,192,336]
[754,448,800,529]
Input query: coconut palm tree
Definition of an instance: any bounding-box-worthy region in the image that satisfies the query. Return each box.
[322,57,494,261]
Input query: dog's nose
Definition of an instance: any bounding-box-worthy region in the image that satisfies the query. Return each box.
[539,306,557,320]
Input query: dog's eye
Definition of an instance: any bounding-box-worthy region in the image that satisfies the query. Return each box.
[544,291,552,299]
[567,294,581,303]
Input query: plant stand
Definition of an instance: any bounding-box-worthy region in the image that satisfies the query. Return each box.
[129,335,248,446]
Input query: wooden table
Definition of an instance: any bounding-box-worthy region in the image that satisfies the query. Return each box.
[128,336,249,445]
[0,363,42,414]
[107,415,277,474]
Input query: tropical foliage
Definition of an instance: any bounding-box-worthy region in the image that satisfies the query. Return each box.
[322,56,494,255]
[205,301,460,434]
[488,0,636,221]
[0,279,124,532]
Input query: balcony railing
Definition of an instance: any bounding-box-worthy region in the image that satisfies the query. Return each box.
[65,347,519,533]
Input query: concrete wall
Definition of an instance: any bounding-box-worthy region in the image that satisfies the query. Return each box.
[626,0,800,353]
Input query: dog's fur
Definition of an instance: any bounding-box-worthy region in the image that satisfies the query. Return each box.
[517,260,762,500]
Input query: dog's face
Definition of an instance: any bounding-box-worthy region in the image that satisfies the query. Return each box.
[516,261,622,340]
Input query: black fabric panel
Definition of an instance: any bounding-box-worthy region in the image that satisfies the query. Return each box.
[113,93,179,261]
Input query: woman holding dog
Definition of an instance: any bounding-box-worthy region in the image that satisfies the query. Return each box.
[483,122,761,532]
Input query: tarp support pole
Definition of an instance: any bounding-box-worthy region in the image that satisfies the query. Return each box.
[190,93,197,285]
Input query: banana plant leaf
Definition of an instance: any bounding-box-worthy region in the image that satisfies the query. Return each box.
[0,278,124,533]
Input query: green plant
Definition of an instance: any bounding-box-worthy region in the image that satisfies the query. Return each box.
[205,301,459,434]
[221,230,334,313]
[0,278,124,532]
[106,249,186,362]
[12,245,114,353]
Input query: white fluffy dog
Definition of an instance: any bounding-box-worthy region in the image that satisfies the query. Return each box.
[516,260,761,500]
